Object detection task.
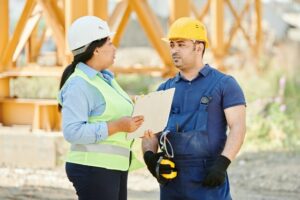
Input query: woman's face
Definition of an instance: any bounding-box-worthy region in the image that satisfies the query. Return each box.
[95,37,116,69]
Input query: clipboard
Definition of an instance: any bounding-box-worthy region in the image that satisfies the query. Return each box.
[127,88,175,140]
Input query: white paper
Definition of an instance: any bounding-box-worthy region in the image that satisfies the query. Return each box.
[127,88,175,140]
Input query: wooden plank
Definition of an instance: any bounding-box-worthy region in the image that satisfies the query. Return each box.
[255,0,262,54]
[64,0,89,64]
[0,0,9,68]
[88,0,108,20]
[28,24,47,62]
[0,98,57,105]
[50,0,65,29]
[1,102,35,126]
[32,104,40,131]
[225,0,252,52]
[38,0,65,65]
[0,65,166,77]
[13,8,42,62]
[191,0,211,21]
[0,100,59,130]
[170,0,190,23]
[112,2,132,47]
[0,78,9,98]
[0,66,63,78]
[110,66,164,74]
[210,0,226,70]
[198,0,211,21]
[1,0,36,68]
[108,0,128,29]
[131,0,173,72]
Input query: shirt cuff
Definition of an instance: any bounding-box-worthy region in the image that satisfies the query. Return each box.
[95,122,109,142]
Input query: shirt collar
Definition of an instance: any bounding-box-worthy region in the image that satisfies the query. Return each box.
[77,62,99,78]
[200,64,211,77]
[174,64,211,82]
[100,69,114,80]
[76,62,114,80]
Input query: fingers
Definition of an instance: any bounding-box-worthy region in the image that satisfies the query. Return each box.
[142,129,155,138]
[141,131,158,152]
[133,116,144,127]
[132,115,144,122]
[202,173,223,187]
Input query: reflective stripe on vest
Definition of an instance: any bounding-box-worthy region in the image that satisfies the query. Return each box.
[71,143,130,157]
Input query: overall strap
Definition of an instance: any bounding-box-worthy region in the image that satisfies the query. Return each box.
[204,72,225,96]
[199,72,225,109]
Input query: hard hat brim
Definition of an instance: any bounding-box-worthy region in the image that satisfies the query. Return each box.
[106,31,116,38]
[161,37,169,43]
[161,37,210,48]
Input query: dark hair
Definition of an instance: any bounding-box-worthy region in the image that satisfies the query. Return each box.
[58,37,108,111]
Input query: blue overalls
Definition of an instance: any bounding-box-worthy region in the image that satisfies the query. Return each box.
[158,65,232,200]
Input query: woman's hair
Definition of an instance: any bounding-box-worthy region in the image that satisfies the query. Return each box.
[58,37,108,111]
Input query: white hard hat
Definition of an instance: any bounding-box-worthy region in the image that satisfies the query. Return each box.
[68,16,115,56]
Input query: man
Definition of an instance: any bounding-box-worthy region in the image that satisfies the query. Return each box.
[142,17,246,200]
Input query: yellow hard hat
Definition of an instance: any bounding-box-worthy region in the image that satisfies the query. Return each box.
[163,17,209,48]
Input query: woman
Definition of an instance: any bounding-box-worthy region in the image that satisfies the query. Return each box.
[58,16,144,200]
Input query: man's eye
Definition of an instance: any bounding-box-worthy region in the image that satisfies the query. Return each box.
[170,44,175,48]
[178,44,184,47]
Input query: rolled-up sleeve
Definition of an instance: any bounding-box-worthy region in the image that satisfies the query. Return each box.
[60,79,108,144]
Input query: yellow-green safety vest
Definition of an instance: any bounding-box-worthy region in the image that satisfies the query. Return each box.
[59,67,143,171]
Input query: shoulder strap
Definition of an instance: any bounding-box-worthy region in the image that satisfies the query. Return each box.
[203,71,225,96]
[200,71,225,106]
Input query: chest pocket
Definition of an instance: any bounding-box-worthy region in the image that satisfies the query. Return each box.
[166,102,209,133]
[166,109,197,132]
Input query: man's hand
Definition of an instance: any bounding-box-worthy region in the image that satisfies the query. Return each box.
[202,155,231,187]
[143,151,163,177]
[143,151,177,184]
[142,130,158,153]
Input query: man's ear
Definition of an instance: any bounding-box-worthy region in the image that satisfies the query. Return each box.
[197,42,204,53]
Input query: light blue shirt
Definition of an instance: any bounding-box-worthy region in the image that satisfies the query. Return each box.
[59,62,116,144]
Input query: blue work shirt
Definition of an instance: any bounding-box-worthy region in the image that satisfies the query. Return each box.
[158,64,246,155]
[59,62,116,144]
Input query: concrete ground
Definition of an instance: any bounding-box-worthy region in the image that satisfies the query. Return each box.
[1,150,300,200]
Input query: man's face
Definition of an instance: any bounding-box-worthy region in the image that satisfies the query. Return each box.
[169,39,199,70]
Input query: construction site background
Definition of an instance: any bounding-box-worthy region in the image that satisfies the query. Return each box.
[0,0,300,199]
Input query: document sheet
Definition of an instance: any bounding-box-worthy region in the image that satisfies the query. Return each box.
[127,88,175,139]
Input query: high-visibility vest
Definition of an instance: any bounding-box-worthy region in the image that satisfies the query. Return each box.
[59,67,143,171]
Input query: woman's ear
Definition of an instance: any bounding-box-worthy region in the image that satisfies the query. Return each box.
[93,47,101,56]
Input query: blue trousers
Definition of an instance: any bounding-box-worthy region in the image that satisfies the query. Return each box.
[66,162,128,200]
[160,159,231,200]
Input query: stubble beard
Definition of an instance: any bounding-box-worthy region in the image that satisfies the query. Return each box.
[173,58,183,69]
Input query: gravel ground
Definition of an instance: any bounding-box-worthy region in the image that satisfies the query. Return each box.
[0,150,299,200]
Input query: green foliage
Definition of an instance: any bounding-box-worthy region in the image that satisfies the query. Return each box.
[11,77,59,99]
[241,65,300,151]
[115,74,163,95]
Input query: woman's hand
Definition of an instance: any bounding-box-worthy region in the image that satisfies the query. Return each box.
[108,115,144,135]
